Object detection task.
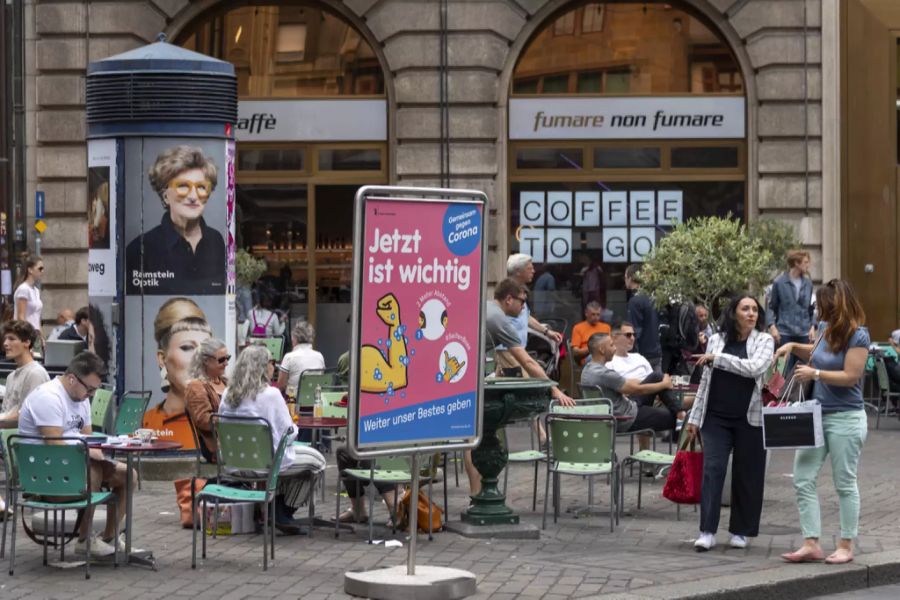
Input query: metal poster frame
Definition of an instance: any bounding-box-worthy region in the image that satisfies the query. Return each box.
[348,186,488,459]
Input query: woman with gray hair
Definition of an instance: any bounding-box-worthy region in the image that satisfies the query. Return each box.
[277,319,325,395]
[125,144,226,294]
[184,337,229,462]
[220,345,325,535]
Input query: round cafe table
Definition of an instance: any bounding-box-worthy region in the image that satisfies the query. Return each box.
[99,440,182,569]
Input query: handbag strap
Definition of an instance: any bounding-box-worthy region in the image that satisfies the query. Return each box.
[780,331,826,403]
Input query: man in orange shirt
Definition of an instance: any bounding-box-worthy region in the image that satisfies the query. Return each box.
[571,301,610,365]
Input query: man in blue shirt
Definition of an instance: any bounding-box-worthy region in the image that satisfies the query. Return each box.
[766,250,815,375]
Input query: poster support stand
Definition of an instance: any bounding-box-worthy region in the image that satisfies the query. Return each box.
[343,186,485,600]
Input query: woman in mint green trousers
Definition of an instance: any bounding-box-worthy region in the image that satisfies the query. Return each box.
[774,279,869,565]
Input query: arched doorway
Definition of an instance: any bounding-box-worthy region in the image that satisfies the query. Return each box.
[506,1,748,328]
[175,2,389,364]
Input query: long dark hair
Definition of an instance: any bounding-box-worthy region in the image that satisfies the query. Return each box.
[720,294,765,343]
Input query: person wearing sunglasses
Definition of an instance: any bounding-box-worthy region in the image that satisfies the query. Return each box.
[16,351,139,558]
[185,338,230,462]
[125,145,226,295]
[13,254,45,349]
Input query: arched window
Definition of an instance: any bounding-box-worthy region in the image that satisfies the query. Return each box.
[507,2,747,349]
[177,3,387,366]
[179,4,384,97]
[513,2,742,96]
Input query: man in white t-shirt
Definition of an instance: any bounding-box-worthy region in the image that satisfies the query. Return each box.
[608,321,689,418]
[17,352,136,558]
[277,320,326,395]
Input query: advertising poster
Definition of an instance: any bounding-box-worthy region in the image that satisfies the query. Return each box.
[87,139,118,296]
[351,189,486,454]
[123,137,234,449]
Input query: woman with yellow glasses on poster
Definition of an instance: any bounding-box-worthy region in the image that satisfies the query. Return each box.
[125,145,226,295]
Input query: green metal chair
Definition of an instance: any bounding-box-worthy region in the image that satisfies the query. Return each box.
[541,413,619,532]
[296,371,337,410]
[192,415,291,571]
[250,337,285,362]
[501,424,546,512]
[114,391,151,435]
[6,435,118,579]
[90,387,115,433]
[339,455,439,543]
[114,391,151,489]
[872,357,899,429]
[578,384,659,468]
[0,428,17,559]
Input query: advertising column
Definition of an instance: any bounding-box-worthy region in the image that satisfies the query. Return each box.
[123,138,235,449]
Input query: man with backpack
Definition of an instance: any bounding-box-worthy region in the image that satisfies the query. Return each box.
[659,300,700,375]
[625,264,662,372]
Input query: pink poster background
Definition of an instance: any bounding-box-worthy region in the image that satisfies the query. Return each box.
[356,198,483,445]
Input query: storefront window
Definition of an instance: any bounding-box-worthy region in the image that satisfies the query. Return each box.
[179,5,385,97]
[179,4,387,364]
[509,1,746,339]
[513,2,743,96]
[510,181,745,325]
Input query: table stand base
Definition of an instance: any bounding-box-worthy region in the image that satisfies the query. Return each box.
[300,516,354,532]
[125,549,157,570]
[444,519,540,540]
[345,565,476,600]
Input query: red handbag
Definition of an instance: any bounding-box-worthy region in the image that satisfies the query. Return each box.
[663,435,703,504]
[762,369,786,405]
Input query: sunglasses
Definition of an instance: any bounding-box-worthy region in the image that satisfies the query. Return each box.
[72,373,99,397]
[215,354,232,364]
[167,179,212,200]
[616,332,635,338]
[514,295,528,304]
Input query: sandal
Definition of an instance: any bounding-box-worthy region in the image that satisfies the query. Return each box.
[781,547,825,563]
[825,549,854,564]
[336,509,368,524]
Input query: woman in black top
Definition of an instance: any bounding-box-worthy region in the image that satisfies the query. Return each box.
[126,145,226,295]
[686,295,775,551]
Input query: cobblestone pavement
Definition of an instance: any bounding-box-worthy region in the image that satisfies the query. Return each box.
[2,415,899,599]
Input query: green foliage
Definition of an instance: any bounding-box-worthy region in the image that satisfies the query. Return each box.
[748,218,799,276]
[236,249,267,287]
[640,214,797,312]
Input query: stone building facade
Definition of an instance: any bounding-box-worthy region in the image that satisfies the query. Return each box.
[23,0,843,333]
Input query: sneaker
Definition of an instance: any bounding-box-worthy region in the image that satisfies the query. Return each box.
[74,535,116,557]
[694,532,716,552]
[109,532,145,554]
[729,534,747,549]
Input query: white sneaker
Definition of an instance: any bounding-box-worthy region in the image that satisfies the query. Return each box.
[729,534,747,549]
[694,532,716,552]
[74,535,116,557]
[110,532,144,554]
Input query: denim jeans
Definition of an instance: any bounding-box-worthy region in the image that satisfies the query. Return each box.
[699,413,767,536]
[793,410,867,539]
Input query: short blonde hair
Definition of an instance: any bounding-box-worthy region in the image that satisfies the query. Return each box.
[148,145,218,208]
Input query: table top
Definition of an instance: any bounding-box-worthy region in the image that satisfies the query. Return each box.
[99,440,183,452]
[297,416,348,428]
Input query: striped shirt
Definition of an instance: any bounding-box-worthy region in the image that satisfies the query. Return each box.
[688,329,775,429]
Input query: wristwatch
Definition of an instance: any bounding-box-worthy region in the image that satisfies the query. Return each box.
[543,326,551,335]
[814,369,821,381]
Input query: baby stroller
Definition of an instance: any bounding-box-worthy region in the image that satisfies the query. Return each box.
[526,322,563,381]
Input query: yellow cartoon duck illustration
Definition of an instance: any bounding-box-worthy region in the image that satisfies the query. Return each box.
[361,293,409,393]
